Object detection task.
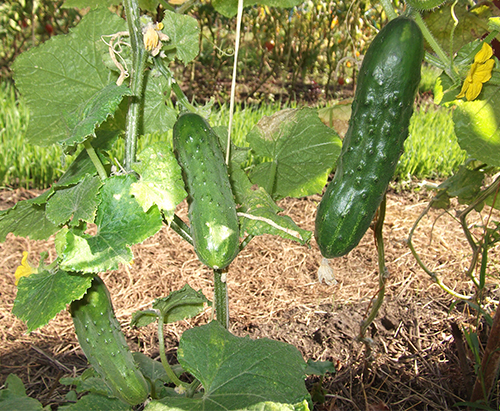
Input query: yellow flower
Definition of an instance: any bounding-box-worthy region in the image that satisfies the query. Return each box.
[143,22,169,56]
[14,252,37,285]
[457,42,495,101]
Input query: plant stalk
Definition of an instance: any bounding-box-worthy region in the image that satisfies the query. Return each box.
[214,269,229,329]
[84,140,107,180]
[379,0,398,20]
[123,0,148,171]
[359,195,389,349]
[156,310,185,388]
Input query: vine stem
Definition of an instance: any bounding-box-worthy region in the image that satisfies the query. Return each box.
[123,0,148,171]
[379,0,397,21]
[411,11,458,82]
[213,269,229,329]
[406,201,473,300]
[359,195,389,354]
[156,310,186,388]
[84,140,107,180]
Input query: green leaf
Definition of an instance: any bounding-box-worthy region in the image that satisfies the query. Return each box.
[12,8,127,147]
[133,352,183,384]
[142,73,177,135]
[147,321,311,410]
[453,85,500,167]
[212,0,303,18]
[0,190,59,242]
[228,156,311,245]
[59,175,163,273]
[0,374,49,411]
[13,270,93,332]
[304,359,336,376]
[160,10,200,64]
[55,132,118,188]
[238,189,311,245]
[248,108,341,199]
[131,142,187,222]
[58,393,131,411]
[46,175,103,226]
[131,285,209,327]
[65,83,131,147]
[431,165,484,209]
[424,3,490,58]
[60,369,113,398]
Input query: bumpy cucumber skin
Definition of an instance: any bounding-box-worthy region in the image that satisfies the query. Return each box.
[70,276,149,406]
[315,16,424,258]
[173,113,239,270]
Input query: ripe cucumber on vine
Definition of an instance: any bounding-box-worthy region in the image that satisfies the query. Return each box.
[315,15,424,258]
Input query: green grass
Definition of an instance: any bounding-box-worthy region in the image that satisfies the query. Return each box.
[1,79,466,190]
[0,80,76,189]
[397,103,467,180]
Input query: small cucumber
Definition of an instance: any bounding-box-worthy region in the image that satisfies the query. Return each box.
[315,16,424,258]
[173,113,239,270]
[70,276,149,406]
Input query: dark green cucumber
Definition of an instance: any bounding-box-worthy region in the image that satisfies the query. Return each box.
[315,16,424,258]
[70,276,149,406]
[173,112,239,270]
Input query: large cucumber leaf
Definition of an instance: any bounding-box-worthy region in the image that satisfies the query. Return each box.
[0,190,58,242]
[46,175,103,227]
[453,83,500,167]
[214,127,311,245]
[12,8,127,148]
[247,108,341,199]
[58,175,163,273]
[131,142,187,222]
[145,321,310,411]
[13,269,93,332]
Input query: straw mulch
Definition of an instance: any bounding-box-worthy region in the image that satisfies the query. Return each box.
[1,186,499,410]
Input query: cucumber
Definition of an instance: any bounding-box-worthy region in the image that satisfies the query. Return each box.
[173,113,239,270]
[70,276,149,406]
[315,16,424,258]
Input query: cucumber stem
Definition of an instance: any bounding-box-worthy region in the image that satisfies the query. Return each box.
[154,57,198,113]
[213,269,229,329]
[359,195,389,354]
[156,310,186,388]
[83,140,107,180]
[379,0,398,20]
[168,214,193,246]
[123,0,148,171]
[411,12,458,82]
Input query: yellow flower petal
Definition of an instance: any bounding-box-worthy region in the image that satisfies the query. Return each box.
[457,43,495,101]
[465,80,484,101]
[14,251,36,285]
[474,58,495,83]
[474,42,493,64]
[143,25,160,52]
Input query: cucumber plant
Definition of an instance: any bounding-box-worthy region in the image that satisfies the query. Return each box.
[0,0,337,408]
[2,0,500,409]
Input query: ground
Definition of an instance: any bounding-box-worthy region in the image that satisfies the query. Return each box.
[1,186,499,410]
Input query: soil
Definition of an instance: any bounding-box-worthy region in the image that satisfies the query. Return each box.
[1,186,500,410]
